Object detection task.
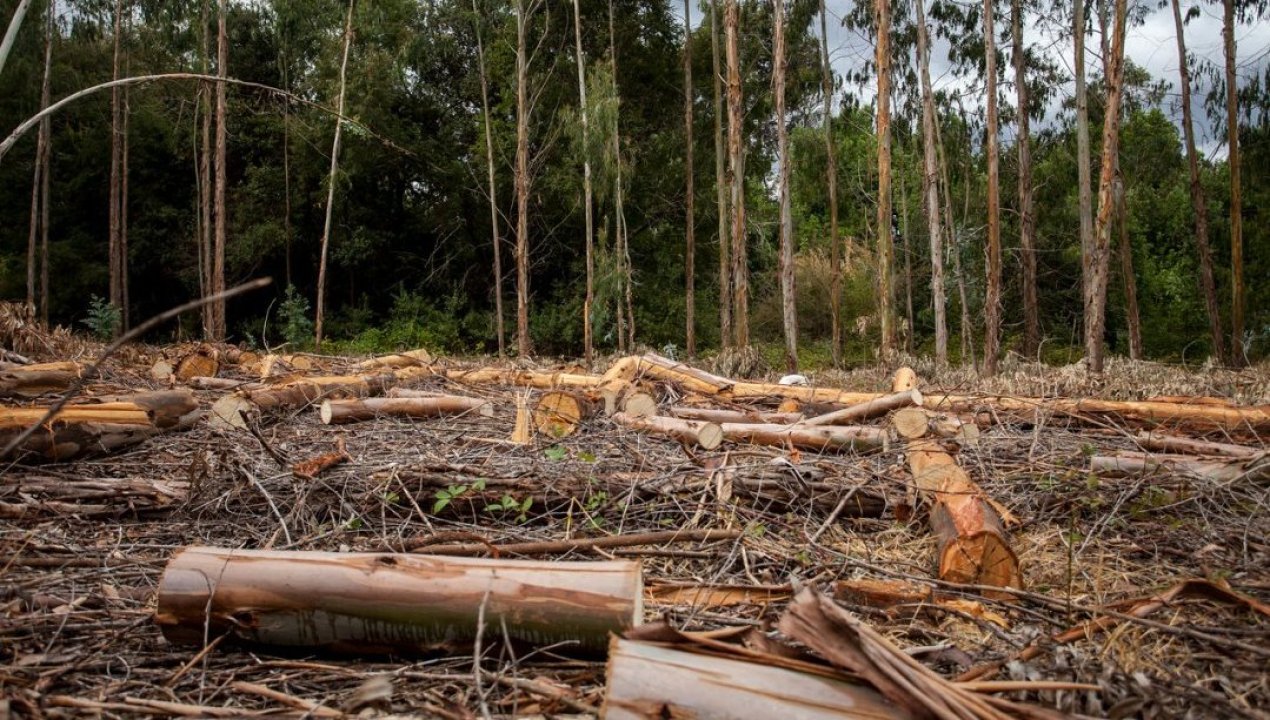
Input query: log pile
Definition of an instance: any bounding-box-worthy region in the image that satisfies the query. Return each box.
[0,390,199,461]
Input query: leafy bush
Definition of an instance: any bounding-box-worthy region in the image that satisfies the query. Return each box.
[81,296,121,340]
[278,285,314,348]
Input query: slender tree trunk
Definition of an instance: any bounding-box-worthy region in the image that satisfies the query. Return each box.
[514,0,532,357]
[819,0,841,366]
[1074,0,1093,334]
[212,0,228,340]
[199,0,213,337]
[26,0,54,311]
[609,0,635,349]
[683,0,696,358]
[1222,0,1242,365]
[1012,0,1037,358]
[1170,0,1224,361]
[25,147,41,308]
[280,35,292,289]
[711,0,731,348]
[725,0,747,348]
[1116,171,1142,358]
[915,0,945,366]
[982,0,1001,374]
[900,168,912,354]
[38,1,51,326]
[108,0,123,333]
[0,0,35,78]
[773,0,796,371]
[121,78,130,331]
[479,0,506,358]
[1084,0,1127,373]
[941,118,975,369]
[875,0,894,358]
[314,0,355,348]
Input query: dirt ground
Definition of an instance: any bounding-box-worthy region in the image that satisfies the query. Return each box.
[2,348,1268,719]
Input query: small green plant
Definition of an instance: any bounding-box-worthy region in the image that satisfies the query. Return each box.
[278,285,315,347]
[432,479,485,513]
[82,295,121,340]
[584,490,608,513]
[543,446,568,462]
[344,516,364,530]
[486,494,533,523]
[577,449,597,463]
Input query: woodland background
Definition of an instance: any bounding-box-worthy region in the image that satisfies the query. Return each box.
[0,0,1266,367]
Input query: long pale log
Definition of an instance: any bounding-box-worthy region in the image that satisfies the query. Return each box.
[613,412,724,450]
[1090,451,1268,482]
[893,371,1021,593]
[671,406,803,425]
[1134,431,1263,459]
[0,361,81,398]
[320,395,492,425]
[925,393,1270,432]
[630,353,734,395]
[244,373,394,410]
[154,547,642,656]
[0,402,201,462]
[445,367,600,390]
[603,638,910,720]
[353,348,434,370]
[802,389,921,427]
[720,422,889,453]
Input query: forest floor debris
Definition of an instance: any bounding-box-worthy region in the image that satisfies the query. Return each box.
[1,343,1267,718]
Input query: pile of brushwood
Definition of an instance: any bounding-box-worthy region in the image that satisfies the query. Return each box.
[2,340,1268,718]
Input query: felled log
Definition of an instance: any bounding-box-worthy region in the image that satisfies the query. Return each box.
[603,638,908,720]
[1133,431,1264,459]
[0,391,201,461]
[612,412,724,450]
[320,395,492,425]
[1090,451,1268,482]
[0,475,188,518]
[800,389,921,427]
[533,390,597,438]
[720,422,889,453]
[445,367,599,390]
[0,361,81,398]
[670,406,803,425]
[891,370,1021,593]
[174,348,219,381]
[154,547,642,655]
[925,393,1270,433]
[354,348,434,370]
[244,373,395,410]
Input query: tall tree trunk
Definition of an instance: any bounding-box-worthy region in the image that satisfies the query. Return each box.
[819,0,841,366]
[982,0,1001,375]
[711,0,731,349]
[915,0,945,367]
[1222,0,1242,365]
[609,0,635,350]
[212,0,228,340]
[479,0,506,358]
[280,34,292,289]
[1012,0,1037,358]
[1116,171,1142,359]
[121,75,130,331]
[900,167,913,354]
[514,0,532,357]
[774,0,796,372]
[1083,0,1127,373]
[38,0,51,326]
[875,0,894,358]
[26,0,53,312]
[725,0,747,348]
[683,0,696,358]
[314,0,355,349]
[108,0,123,334]
[1170,0,1224,361]
[199,0,213,338]
[1074,0,1093,339]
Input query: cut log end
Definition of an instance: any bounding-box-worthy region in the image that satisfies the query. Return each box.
[697,422,724,450]
[939,531,1022,594]
[210,394,252,431]
[892,366,919,392]
[620,391,657,418]
[150,360,174,382]
[175,353,219,382]
[892,407,930,439]
[533,391,595,438]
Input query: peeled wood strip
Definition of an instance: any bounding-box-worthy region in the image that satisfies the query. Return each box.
[155,547,642,656]
[719,422,889,452]
[628,353,734,395]
[320,395,492,425]
[603,637,909,720]
[800,389,921,426]
[1090,451,1268,482]
[0,361,82,398]
[354,347,433,370]
[1133,431,1264,459]
[1,406,151,426]
[671,406,803,425]
[925,393,1270,431]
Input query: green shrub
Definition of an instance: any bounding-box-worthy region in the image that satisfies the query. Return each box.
[278,285,315,348]
[81,295,121,340]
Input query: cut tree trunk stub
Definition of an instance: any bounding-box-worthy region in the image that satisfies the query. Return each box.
[155,547,643,656]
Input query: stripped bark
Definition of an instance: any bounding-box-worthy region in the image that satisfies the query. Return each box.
[1090,451,1268,483]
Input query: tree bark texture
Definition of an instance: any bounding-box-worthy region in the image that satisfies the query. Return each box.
[711,0,731,349]
[1074,0,1093,342]
[477,0,506,358]
[608,0,636,351]
[982,0,1001,375]
[1012,0,1038,358]
[1222,0,1242,365]
[515,0,532,357]
[915,0,945,367]
[773,0,796,372]
[211,0,228,340]
[819,0,842,367]
[1084,0,1127,373]
[1116,173,1143,359]
[1170,0,1224,362]
[155,547,642,656]
[38,0,52,326]
[314,0,355,348]
[0,0,35,77]
[875,0,894,358]
[108,0,124,332]
[724,0,747,348]
[199,0,213,338]
[682,0,696,358]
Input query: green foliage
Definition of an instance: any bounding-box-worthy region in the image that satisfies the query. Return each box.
[432,478,486,514]
[278,285,315,348]
[485,494,533,523]
[81,296,121,340]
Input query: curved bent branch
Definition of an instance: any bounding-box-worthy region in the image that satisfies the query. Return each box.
[0,72,412,164]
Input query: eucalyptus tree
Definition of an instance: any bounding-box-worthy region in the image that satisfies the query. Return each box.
[313,0,355,348]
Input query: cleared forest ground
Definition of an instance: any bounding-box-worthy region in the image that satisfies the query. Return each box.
[2,331,1268,718]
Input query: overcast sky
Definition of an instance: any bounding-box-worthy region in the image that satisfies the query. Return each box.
[687,1,1270,160]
